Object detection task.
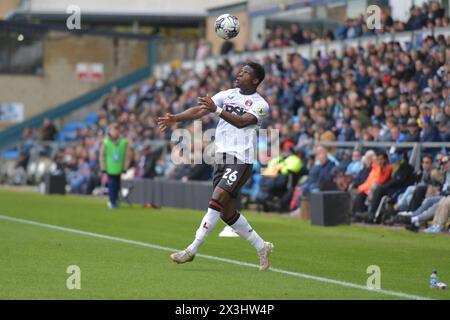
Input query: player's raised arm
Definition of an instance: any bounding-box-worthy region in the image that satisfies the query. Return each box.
[157,104,209,132]
[199,95,257,129]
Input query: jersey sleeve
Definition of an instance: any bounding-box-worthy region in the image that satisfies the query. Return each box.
[246,101,270,125]
[211,89,231,108]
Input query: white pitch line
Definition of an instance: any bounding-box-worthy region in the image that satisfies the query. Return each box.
[0,214,433,300]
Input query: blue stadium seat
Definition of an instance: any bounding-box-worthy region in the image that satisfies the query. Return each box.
[62,122,86,131]
[2,150,19,160]
[58,122,89,141]
[84,113,98,124]
[56,132,65,142]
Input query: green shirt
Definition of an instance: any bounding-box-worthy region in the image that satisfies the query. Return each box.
[267,155,302,175]
[103,137,127,175]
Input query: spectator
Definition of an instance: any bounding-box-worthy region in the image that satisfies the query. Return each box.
[99,123,131,209]
[368,154,416,223]
[353,150,375,188]
[402,155,450,231]
[345,149,363,177]
[289,24,304,45]
[67,158,91,194]
[422,195,450,233]
[40,118,58,141]
[421,116,441,153]
[387,154,433,215]
[300,145,336,197]
[406,6,428,30]
[134,144,158,179]
[352,152,392,221]
[406,118,421,142]
[257,142,303,211]
[435,113,450,141]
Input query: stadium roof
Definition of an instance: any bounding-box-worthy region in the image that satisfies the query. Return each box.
[6,0,212,26]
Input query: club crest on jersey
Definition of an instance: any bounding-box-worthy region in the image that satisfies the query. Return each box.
[245,100,253,106]
[258,107,265,116]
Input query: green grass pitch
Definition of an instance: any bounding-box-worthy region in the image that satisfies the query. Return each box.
[0,189,449,300]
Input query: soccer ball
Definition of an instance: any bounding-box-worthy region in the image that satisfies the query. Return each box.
[214,14,240,40]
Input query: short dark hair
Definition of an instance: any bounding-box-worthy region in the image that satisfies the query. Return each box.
[422,154,433,162]
[246,62,265,85]
[377,151,389,161]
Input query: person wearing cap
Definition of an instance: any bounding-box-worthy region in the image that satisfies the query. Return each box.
[406,118,421,142]
[424,87,433,95]
[435,113,450,141]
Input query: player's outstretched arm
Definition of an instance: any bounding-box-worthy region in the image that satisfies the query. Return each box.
[199,95,257,129]
[157,105,209,132]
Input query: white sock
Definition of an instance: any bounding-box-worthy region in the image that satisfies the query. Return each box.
[187,207,220,254]
[411,216,419,226]
[230,214,265,252]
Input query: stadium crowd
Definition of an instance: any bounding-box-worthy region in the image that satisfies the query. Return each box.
[7,4,450,233]
[208,1,450,55]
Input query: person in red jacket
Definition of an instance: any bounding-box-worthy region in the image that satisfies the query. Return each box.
[352,152,392,222]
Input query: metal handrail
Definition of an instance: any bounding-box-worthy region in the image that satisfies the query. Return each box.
[316,141,450,148]
[308,141,450,171]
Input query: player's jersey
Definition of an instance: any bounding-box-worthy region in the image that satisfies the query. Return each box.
[212,88,270,164]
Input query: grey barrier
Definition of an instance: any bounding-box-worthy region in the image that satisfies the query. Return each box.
[121,178,212,210]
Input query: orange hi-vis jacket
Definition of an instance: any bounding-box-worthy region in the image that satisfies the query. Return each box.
[357,163,393,195]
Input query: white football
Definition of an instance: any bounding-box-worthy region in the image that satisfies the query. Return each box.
[214,14,240,40]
